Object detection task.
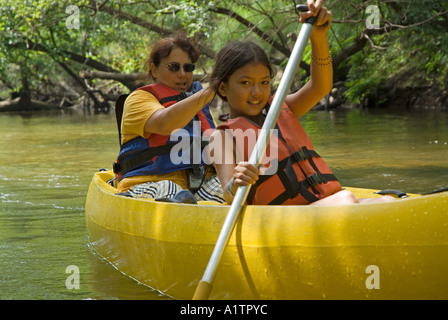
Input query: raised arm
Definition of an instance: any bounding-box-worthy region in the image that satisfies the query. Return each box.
[285,1,333,118]
[144,87,215,136]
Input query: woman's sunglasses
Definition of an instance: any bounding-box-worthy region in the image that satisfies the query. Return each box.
[165,62,196,73]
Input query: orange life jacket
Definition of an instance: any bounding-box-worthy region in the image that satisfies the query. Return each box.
[216,103,341,205]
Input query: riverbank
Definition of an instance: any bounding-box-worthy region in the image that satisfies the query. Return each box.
[1,83,447,113]
[322,82,448,112]
[0,96,59,112]
[384,85,448,111]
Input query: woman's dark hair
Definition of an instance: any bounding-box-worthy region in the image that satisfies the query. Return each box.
[209,41,275,101]
[145,32,201,79]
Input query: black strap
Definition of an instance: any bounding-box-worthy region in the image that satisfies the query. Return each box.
[291,148,320,162]
[422,187,448,195]
[269,173,338,205]
[246,174,269,204]
[114,91,193,147]
[159,91,193,105]
[246,145,339,205]
[113,90,197,174]
[300,146,328,184]
[114,143,176,175]
[115,136,208,176]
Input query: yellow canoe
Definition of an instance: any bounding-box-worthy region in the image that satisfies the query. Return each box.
[85,170,448,299]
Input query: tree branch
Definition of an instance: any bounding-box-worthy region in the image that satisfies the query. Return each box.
[12,39,139,90]
[383,10,448,30]
[212,6,290,56]
[332,9,448,79]
[211,6,310,74]
[85,0,217,59]
[14,39,119,73]
[79,70,148,90]
[55,60,107,110]
[79,69,204,86]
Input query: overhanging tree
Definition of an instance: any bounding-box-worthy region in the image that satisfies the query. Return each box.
[1,0,447,111]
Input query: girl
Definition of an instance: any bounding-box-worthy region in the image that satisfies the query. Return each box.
[115,32,224,204]
[208,4,394,205]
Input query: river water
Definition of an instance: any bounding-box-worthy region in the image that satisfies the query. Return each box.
[1,107,447,300]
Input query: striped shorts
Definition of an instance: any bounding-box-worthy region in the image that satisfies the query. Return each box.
[127,175,225,204]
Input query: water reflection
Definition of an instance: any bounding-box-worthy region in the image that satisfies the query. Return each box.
[302,109,448,193]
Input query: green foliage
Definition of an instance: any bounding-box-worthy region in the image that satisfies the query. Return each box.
[0,0,447,106]
[156,1,217,38]
[330,0,448,103]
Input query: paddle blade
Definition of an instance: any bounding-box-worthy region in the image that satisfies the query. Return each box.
[192,280,213,300]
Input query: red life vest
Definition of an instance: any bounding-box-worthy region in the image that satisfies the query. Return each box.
[216,103,341,205]
[115,82,215,182]
[137,82,215,149]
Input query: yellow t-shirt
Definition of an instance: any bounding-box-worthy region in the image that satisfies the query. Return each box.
[116,89,189,192]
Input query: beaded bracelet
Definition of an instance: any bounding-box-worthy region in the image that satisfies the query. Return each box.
[311,53,332,67]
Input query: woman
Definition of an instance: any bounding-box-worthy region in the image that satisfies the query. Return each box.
[114,32,224,204]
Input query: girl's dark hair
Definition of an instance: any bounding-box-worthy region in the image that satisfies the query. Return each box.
[209,41,275,101]
[145,32,201,79]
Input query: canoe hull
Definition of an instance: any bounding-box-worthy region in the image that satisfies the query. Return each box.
[85,171,448,299]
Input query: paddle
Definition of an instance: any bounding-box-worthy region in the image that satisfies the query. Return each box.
[192,4,318,300]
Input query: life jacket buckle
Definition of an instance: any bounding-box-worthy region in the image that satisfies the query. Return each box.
[292,149,307,162]
[179,91,193,100]
[306,174,321,187]
[188,165,206,193]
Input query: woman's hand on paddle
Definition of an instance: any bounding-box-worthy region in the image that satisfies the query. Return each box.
[233,162,259,187]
